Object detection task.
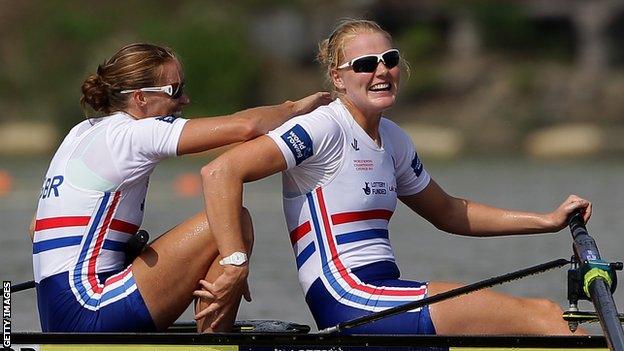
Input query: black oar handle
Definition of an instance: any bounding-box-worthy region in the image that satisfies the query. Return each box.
[568,211,600,262]
[568,210,624,351]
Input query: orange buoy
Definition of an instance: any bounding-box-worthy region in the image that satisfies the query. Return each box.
[0,169,14,196]
[172,172,202,198]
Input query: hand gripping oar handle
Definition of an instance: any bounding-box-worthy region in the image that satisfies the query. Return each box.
[319,258,569,334]
[568,211,624,351]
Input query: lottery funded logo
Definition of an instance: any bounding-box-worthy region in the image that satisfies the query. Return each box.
[362,181,394,195]
[362,182,371,195]
[371,181,387,195]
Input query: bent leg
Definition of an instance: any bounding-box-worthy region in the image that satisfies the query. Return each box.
[196,207,255,332]
[428,282,585,335]
[131,210,252,331]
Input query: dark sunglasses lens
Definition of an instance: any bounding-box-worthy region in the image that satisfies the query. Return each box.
[352,56,379,73]
[383,51,400,69]
[171,83,184,99]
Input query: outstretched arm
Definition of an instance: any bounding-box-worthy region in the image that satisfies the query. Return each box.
[177,92,330,155]
[196,135,287,328]
[400,179,592,237]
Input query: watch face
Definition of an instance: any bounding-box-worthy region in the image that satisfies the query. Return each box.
[231,252,247,265]
[220,251,247,266]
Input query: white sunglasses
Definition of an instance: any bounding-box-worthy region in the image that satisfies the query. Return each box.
[120,82,184,99]
[337,49,400,73]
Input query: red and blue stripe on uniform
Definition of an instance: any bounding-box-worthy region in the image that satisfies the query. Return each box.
[34,191,141,311]
[289,187,426,312]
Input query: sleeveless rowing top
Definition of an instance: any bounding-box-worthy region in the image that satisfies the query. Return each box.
[267,99,430,308]
[33,112,187,288]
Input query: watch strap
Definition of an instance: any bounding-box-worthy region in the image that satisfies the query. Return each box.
[219,251,248,266]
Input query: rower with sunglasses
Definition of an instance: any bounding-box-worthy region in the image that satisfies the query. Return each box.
[30,42,331,333]
[198,19,592,337]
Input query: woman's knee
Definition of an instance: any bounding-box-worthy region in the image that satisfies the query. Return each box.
[528,297,575,334]
[532,297,564,317]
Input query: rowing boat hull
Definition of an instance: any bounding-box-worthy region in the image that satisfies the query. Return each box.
[3,347,612,351]
[9,333,609,350]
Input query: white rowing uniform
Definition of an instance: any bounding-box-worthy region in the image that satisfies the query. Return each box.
[267,99,436,334]
[33,112,186,331]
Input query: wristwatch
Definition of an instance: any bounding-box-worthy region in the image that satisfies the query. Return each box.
[219,251,248,266]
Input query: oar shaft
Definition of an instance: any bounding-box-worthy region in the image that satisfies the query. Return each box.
[590,280,624,351]
[11,280,35,293]
[320,258,569,334]
[568,211,624,351]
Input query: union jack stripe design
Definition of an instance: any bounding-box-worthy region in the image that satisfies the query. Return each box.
[330,209,393,224]
[60,192,138,310]
[33,216,138,254]
[297,188,426,312]
[290,221,316,269]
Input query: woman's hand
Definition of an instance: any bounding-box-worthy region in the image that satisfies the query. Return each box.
[193,265,251,330]
[546,195,592,231]
[290,92,332,116]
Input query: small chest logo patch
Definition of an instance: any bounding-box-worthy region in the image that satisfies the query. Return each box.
[351,138,360,151]
[156,115,178,124]
[362,182,371,195]
[353,159,374,171]
[40,175,64,199]
[362,181,390,196]
[281,124,313,165]
[411,152,423,177]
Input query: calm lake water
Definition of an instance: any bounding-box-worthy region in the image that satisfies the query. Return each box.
[1,156,622,334]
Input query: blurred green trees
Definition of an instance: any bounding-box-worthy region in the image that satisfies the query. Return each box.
[397,24,444,101]
[2,0,623,157]
[1,1,259,132]
[469,1,574,61]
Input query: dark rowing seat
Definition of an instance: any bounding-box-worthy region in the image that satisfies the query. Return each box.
[166,320,311,334]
